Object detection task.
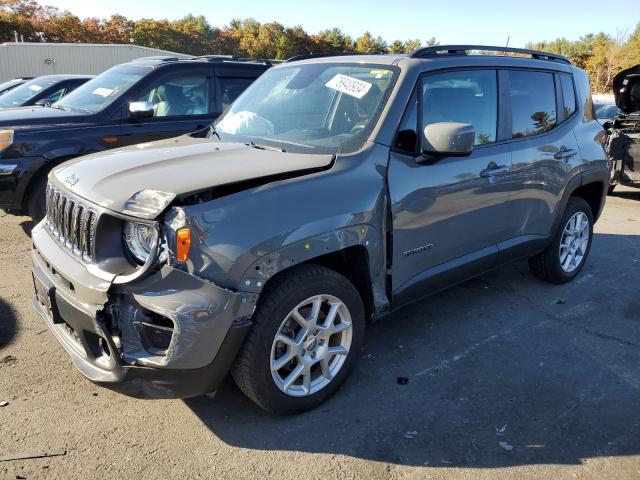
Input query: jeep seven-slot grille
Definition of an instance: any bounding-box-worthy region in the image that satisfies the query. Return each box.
[45,184,97,262]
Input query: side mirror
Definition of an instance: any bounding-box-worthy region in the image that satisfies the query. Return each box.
[129,101,154,119]
[422,122,475,157]
[34,98,52,107]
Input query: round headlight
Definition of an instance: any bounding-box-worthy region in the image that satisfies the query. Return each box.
[123,221,158,264]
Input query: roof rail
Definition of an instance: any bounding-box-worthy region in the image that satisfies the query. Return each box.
[194,55,276,66]
[410,45,571,64]
[285,52,359,63]
[134,55,181,62]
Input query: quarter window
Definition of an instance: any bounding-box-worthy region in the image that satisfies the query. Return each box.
[509,71,557,138]
[421,70,498,146]
[560,75,576,118]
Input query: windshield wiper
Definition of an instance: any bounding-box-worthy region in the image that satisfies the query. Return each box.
[209,125,221,140]
[245,141,286,153]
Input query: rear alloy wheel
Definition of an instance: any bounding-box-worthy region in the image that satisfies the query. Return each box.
[558,211,590,274]
[529,197,594,284]
[231,265,365,414]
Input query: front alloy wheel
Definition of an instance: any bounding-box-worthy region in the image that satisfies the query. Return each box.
[270,294,353,397]
[232,265,365,414]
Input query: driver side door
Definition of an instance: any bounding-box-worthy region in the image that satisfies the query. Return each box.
[388,69,515,302]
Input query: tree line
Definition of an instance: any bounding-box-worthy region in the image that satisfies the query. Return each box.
[2,0,639,93]
[0,0,437,57]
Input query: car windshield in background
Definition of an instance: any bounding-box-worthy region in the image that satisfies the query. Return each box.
[214,63,398,154]
[54,65,150,114]
[0,78,56,108]
[0,79,22,94]
[594,103,621,120]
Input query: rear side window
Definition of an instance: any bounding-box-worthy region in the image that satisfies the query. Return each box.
[560,75,576,118]
[421,70,498,145]
[218,77,255,111]
[509,71,557,138]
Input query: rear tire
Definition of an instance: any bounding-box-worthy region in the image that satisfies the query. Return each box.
[529,197,593,284]
[231,264,365,414]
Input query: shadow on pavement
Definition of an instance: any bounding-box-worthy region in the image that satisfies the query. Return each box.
[186,233,640,468]
[610,188,640,201]
[0,297,18,349]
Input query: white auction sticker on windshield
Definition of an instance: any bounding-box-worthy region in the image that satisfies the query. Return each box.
[325,74,372,99]
[92,87,114,97]
[29,85,43,92]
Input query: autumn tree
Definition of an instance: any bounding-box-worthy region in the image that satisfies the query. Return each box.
[622,23,640,68]
[354,31,387,54]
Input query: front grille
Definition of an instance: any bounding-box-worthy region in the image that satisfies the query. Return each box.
[45,184,98,262]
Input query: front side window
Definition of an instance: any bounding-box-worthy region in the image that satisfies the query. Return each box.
[509,71,557,138]
[0,78,55,108]
[55,65,150,114]
[136,74,211,118]
[45,87,67,103]
[219,77,255,112]
[215,63,398,154]
[421,70,498,145]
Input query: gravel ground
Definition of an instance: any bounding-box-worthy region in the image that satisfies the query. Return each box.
[0,187,639,480]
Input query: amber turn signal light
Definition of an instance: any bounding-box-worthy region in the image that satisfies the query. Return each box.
[176,228,191,262]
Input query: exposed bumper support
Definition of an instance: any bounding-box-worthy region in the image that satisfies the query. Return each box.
[31,222,258,398]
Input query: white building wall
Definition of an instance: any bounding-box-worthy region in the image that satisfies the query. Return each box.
[0,43,190,80]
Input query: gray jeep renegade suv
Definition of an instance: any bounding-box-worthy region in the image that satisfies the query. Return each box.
[31,46,609,413]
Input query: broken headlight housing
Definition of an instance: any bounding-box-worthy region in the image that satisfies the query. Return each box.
[123,221,158,264]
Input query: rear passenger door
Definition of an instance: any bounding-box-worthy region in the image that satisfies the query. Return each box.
[500,69,581,255]
[388,69,514,299]
[117,66,216,146]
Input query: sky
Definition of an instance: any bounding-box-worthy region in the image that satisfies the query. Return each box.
[38,0,640,48]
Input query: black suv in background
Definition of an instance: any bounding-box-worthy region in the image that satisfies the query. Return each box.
[0,56,270,220]
[0,75,93,109]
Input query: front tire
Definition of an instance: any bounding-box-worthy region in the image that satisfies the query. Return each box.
[231,264,365,414]
[529,197,594,284]
[26,174,48,223]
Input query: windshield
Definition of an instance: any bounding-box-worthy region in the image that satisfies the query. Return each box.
[594,103,621,119]
[0,78,55,108]
[214,63,398,154]
[55,65,150,114]
[0,79,22,94]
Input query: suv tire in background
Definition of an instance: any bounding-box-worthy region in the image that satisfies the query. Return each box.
[529,197,594,284]
[231,265,365,414]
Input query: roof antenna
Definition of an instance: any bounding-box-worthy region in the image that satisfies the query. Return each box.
[505,35,510,47]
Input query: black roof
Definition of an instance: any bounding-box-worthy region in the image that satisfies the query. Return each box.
[128,55,274,69]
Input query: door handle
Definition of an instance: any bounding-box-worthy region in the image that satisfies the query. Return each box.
[554,148,577,161]
[480,164,510,178]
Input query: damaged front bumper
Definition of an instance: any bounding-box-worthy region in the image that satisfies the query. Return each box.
[31,222,258,399]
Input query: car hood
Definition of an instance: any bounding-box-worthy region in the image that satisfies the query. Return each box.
[0,105,84,128]
[613,64,640,114]
[51,135,334,219]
